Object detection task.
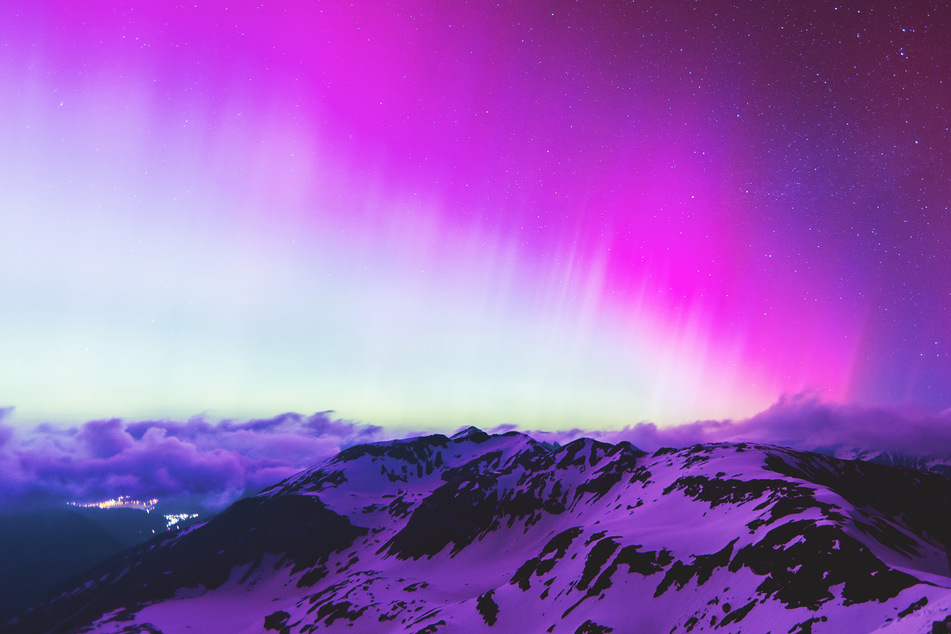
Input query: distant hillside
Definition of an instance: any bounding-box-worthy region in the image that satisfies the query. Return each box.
[0,509,128,622]
[0,506,176,622]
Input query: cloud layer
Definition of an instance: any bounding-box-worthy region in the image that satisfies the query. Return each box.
[523,393,951,458]
[0,409,383,510]
[3,395,951,512]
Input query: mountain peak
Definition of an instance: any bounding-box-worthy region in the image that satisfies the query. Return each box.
[451,425,491,441]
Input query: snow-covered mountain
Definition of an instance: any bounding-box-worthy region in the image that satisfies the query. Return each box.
[824,446,951,479]
[7,428,951,633]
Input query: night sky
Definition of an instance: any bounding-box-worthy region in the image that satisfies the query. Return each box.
[1,0,949,431]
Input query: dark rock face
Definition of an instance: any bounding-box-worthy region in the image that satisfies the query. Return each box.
[383,476,504,559]
[512,527,585,591]
[383,439,646,560]
[764,451,951,553]
[476,590,499,626]
[264,610,291,631]
[662,474,800,508]
[654,540,735,597]
[729,522,917,609]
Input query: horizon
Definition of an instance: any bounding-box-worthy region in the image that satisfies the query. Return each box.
[3,395,951,513]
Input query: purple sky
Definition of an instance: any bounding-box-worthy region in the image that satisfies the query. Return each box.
[1,1,949,434]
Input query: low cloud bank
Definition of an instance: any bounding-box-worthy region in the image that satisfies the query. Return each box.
[3,394,950,511]
[521,393,951,457]
[0,408,384,510]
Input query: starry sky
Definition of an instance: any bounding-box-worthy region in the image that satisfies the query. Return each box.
[1,0,949,431]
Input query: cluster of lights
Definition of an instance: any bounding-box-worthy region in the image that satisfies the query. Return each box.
[67,496,158,511]
[68,497,200,534]
[164,513,199,529]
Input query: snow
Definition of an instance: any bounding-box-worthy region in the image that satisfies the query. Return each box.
[23,432,951,634]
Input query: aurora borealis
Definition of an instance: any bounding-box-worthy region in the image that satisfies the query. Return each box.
[1,0,949,430]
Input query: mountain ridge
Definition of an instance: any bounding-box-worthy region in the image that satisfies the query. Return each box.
[7,430,951,633]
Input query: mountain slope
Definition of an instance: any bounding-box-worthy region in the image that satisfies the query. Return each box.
[0,504,200,623]
[7,429,951,633]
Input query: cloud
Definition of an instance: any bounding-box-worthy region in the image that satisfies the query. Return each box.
[523,392,951,458]
[0,410,385,511]
[4,394,950,513]
[76,419,135,458]
[729,394,951,457]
